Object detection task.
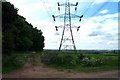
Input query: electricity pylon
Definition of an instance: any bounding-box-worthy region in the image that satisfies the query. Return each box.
[52,0,83,51]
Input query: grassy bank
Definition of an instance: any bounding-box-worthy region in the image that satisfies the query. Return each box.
[2,52,41,74]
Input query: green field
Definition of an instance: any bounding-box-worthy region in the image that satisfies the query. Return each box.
[40,51,118,72]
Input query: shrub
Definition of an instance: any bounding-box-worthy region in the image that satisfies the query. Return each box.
[40,53,79,66]
[77,54,85,63]
[40,53,57,64]
[2,54,26,73]
[81,57,105,67]
[62,54,78,66]
[40,53,118,68]
[78,54,85,60]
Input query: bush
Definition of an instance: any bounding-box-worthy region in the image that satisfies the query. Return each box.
[78,54,85,60]
[2,54,26,73]
[81,57,105,67]
[40,53,57,64]
[40,53,79,66]
[77,54,85,63]
[40,52,118,69]
[61,54,78,66]
[40,52,118,72]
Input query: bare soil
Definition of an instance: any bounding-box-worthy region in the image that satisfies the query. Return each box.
[3,59,118,78]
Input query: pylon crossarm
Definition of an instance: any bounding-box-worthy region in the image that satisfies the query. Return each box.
[52,14,65,21]
[54,14,64,18]
[71,26,80,28]
[53,14,83,19]
[63,45,74,49]
[63,38,72,41]
[69,3,78,6]
[59,25,80,29]
[56,25,64,28]
[58,3,65,6]
[70,13,81,18]
[58,2,78,7]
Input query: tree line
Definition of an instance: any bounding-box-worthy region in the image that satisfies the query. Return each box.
[2,2,45,54]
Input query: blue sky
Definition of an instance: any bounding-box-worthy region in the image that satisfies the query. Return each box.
[6,0,119,50]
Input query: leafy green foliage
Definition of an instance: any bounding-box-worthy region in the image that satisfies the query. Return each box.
[2,52,42,73]
[2,1,45,74]
[81,57,104,67]
[2,54,27,73]
[31,28,44,51]
[41,53,85,67]
[40,52,118,72]
[2,2,44,54]
[2,2,18,24]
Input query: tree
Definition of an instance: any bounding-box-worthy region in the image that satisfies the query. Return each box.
[32,27,45,51]
[2,2,45,54]
[2,2,18,53]
[2,2,18,25]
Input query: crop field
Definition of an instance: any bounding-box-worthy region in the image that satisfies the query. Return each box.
[40,50,119,72]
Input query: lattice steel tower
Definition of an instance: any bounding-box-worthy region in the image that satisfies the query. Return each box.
[52,0,83,51]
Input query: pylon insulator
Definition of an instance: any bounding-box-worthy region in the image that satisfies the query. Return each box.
[76,2,78,6]
[58,7,60,11]
[75,7,77,11]
[58,2,60,6]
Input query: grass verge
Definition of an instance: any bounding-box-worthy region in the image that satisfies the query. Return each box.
[2,52,41,74]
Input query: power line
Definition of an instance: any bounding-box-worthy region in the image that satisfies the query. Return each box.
[46,0,53,15]
[41,0,53,22]
[81,0,109,26]
[72,0,95,26]
[82,0,95,15]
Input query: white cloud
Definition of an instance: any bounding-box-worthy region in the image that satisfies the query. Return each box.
[107,40,118,49]
[73,12,118,50]
[5,0,119,50]
[99,9,108,14]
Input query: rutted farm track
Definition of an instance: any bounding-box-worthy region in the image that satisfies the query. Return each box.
[3,55,118,78]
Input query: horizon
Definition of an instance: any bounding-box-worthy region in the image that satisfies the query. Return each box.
[43,49,119,51]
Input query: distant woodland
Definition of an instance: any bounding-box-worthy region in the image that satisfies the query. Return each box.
[2,2,45,54]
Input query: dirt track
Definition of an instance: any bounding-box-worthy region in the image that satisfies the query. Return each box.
[3,62,118,78]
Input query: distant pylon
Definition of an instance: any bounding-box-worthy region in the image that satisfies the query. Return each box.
[52,0,83,51]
